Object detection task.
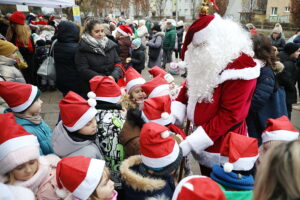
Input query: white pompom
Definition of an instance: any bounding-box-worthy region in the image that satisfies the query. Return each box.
[88,98,97,107]
[164,74,174,83]
[161,131,170,138]
[87,91,96,99]
[178,61,187,69]
[161,112,170,120]
[149,75,153,79]
[223,162,233,173]
[55,188,68,198]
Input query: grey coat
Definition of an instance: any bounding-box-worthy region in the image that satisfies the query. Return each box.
[147,32,164,68]
[51,121,104,159]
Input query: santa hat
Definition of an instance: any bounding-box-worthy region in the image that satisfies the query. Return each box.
[116,25,133,36]
[125,67,146,93]
[148,66,174,83]
[0,81,40,113]
[220,132,258,173]
[9,11,25,25]
[141,95,175,126]
[172,175,226,200]
[140,122,180,169]
[88,76,122,104]
[141,76,170,98]
[0,113,39,174]
[59,91,97,132]
[262,116,299,143]
[56,156,105,200]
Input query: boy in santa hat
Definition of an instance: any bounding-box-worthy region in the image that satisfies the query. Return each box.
[0,81,53,155]
[51,91,104,159]
[115,25,132,65]
[0,113,65,199]
[56,156,117,200]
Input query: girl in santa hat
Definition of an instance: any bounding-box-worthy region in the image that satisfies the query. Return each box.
[115,25,132,66]
[0,81,53,155]
[0,113,67,199]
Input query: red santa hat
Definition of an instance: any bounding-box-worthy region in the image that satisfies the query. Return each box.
[0,113,40,174]
[59,91,97,132]
[56,156,105,200]
[141,95,175,126]
[116,25,133,36]
[0,81,40,113]
[172,175,226,200]
[148,66,174,83]
[220,132,258,173]
[262,116,299,143]
[125,67,146,93]
[88,76,122,104]
[140,122,180,168]
[9,11,25,25]
[141,76,170,98]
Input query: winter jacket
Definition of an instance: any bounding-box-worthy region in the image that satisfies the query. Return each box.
[278,51,298,105]
[220,185,253,200]
[14,116,53,155]
[131,45,145,72]
[147,32,164,68]
[51,121,104,159]
[117,36,131,65]
[75,38,122,94]
[137,25,149,46]
[176,26,184,47]
[53,21,86,97]
[269,34,286,52]
[246,65,275,143]
[163,26,176,51]
[120,155,176,200]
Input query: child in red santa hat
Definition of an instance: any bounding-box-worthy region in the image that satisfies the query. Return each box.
[115,25,132,65]
[56,156,117,200]
[0,113,65,199]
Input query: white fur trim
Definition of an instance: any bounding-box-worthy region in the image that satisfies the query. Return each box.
[95,96,121,104]
[262,130,299,143]
[87,98,97,107]
[11,86,38,112]
[141,111,176,126]
[87,92,96,99]
[172,175,205,200]
[164,74,174,83]
[73,159,105,200]
[117,27,129,36]
[148,84,170,98]
[171,101,186,126]
[0,135,39,161]
[221,155,259,171]
[186,98,197,123]
[161,112,170,120]
[126,78,146,92]
[64,107,97,132]
[141,143,180,168]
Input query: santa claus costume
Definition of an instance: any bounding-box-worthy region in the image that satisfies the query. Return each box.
[173,12,261,174]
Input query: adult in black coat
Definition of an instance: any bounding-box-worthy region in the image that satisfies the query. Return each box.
[175,21,184,59]
[278,43,300,119]
[53,21,86,97]
[75,19,122,95]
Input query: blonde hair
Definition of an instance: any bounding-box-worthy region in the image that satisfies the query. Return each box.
[90,168,110,200]
[6,23,31,47]
[4,172,16,185]
[254,140,300,200]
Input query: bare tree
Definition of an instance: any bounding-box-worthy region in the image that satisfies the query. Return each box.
[140,0,150,16]
[155,0,167,17]
[291,0,300,27]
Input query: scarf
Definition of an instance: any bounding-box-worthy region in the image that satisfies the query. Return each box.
[14,112,42,125]
[81,33,108,56]
[210,165,254,190]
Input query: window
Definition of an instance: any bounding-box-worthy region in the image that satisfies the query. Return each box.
[271,7,278,16]
[285,7,290,12]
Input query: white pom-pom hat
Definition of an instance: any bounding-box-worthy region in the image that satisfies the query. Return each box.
[148,66,174,83]
[59,91,97,132]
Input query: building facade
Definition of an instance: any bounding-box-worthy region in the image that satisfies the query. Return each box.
[266,0,291,23]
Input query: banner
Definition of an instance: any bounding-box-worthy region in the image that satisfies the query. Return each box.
[72,6,81,25]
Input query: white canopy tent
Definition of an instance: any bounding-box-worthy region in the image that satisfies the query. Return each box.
[0,0,75,8]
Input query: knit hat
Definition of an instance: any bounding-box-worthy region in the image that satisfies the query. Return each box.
[59,91,97,132]
[125,67,146,93]
[167,19,176,26]
[272,23,283,34]
[88,76,122,104]
[148,66,174,83]
[141,95,175,125]
[262,115,299,143]
[140,122,180,169]
[177,20,184,27]
[0,113,39,174]
[116,25,133,36]
[284,43,299,55]
[172,175,226,200]
[9,11,25,25]
[220,132,258,173]
[141,76,170,98]
[132,38,142,48]
[0,40,17,57]
[0,81,41,113]
[56,156,105,200]
[152,22,161,32]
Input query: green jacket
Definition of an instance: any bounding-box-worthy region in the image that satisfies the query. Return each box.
[220,185,253,200]
[163,25,176,51]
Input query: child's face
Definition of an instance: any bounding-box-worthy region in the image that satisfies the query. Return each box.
[130,86,146,104]
[131,44,138,49]
[95,170,115,199]
[78,117,97,135]
[25,98,43,116]
[12,159,39,181]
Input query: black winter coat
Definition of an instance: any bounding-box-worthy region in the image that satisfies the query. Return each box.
[75,38,122,94]
[176,26,184,46]
[270,34,286,52]
[54,21,86,97]
[131,45,145,72]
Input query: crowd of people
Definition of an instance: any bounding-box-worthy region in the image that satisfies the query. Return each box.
[0,6,300,200]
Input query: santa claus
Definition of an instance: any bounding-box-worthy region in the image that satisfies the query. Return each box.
[172,10,261,175]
